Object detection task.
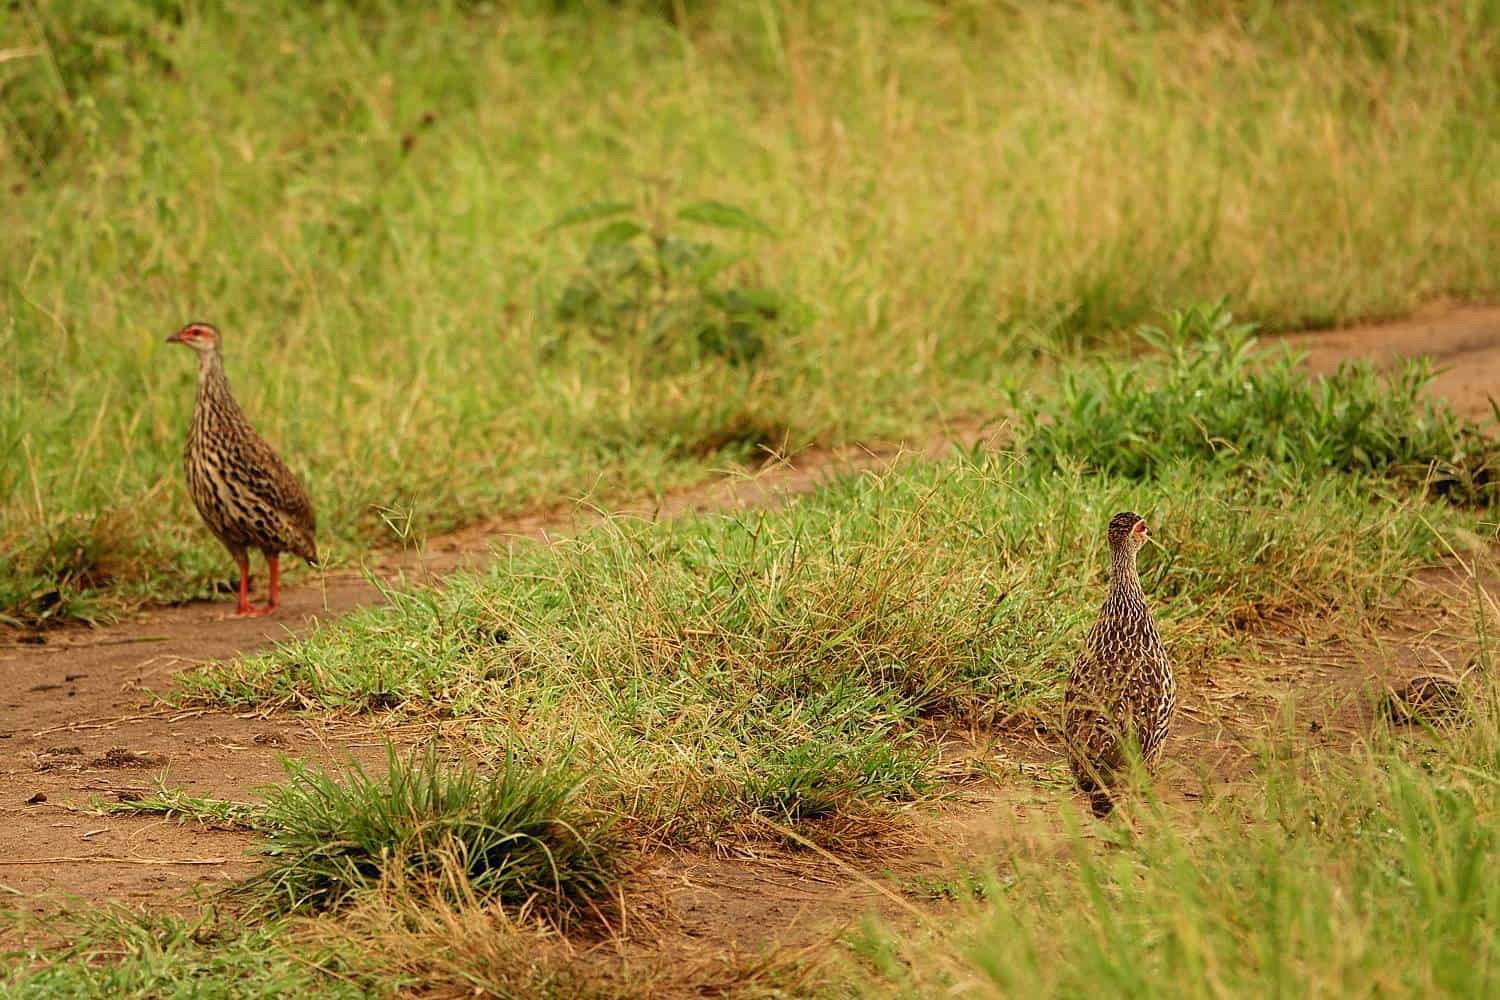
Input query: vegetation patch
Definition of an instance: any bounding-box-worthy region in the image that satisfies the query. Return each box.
[5,0,1497,622]
[238,748,615,919]
[548,198,801,373]
[185,418,1472,847]
[91,781,267,832]
[9,0,1500,991]
[0,908,375,999]
[1020,302,1500,504]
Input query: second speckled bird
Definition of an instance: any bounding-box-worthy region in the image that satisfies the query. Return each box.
[1063,511,1176,816]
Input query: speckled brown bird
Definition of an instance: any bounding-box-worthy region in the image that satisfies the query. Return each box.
[167,322,317,616]
[1381,672,1468,727]
[1063,511,1176,816]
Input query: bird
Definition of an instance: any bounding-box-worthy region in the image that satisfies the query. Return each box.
[166,322,317,616]
[1380,672,1468,727]
[1062,511,1176,816]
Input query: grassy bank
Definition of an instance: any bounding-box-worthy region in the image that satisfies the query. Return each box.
[5,0,1498,621]
[9,312,1500,993]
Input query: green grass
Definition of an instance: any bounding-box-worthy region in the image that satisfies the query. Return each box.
[180,318,1491,847]
[6,754,620,996]
[90,781,267,831]
[1020,301,1500,504]
[9,1,1500,990]
[5,0,1498,622]
[0,890,724,999]
[0,908,377,999]
[846,667,1500,996]
[88,756,615,919]
[20,325,1500,992]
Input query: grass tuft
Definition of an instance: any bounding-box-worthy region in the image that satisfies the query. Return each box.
[91,781,267,831]
[0,908,375,999]
[239,747,616,919]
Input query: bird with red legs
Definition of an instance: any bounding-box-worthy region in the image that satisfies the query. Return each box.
[167,322,317,616]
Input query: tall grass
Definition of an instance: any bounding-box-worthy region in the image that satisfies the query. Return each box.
[4,1,1497,621]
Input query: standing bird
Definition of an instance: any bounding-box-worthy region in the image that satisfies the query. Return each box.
[1063,511,1176,816]
[166,322,317,616]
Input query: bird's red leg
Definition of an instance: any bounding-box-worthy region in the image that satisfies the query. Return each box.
[234,557,254,616]
[262,555,281,614]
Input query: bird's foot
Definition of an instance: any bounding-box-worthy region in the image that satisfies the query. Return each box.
[234,604,273,618]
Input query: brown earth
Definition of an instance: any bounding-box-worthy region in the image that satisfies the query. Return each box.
[2,305,1498,991]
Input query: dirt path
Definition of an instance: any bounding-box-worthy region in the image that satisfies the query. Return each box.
[1289,304,1500,420]
[0,425,995,910]
[1,304,1497,974]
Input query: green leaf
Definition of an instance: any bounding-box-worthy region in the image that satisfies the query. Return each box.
[584,239,641,272]
[676,200,775,236]
[589,220,646,247]
[555,283,602,322]
[714,286,785,319]
[543,201,636,233]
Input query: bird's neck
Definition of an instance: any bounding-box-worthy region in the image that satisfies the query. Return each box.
[195,349,229,394]
[1106,546,1145,606]
[191,349,243,427]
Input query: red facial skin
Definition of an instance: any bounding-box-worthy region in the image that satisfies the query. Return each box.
[165,324,218,345]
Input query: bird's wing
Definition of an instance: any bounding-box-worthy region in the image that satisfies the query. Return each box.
[236,429,315,526]
[1064,648,1127,771]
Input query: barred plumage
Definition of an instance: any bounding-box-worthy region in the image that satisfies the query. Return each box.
[1063,511,1176,816]
[168,322,316,616]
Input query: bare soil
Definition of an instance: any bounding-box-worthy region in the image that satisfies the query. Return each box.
[2,304,1498,989]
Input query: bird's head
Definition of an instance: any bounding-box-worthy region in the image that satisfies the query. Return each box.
[1107,510,1150,554]
[165,322,220,355]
